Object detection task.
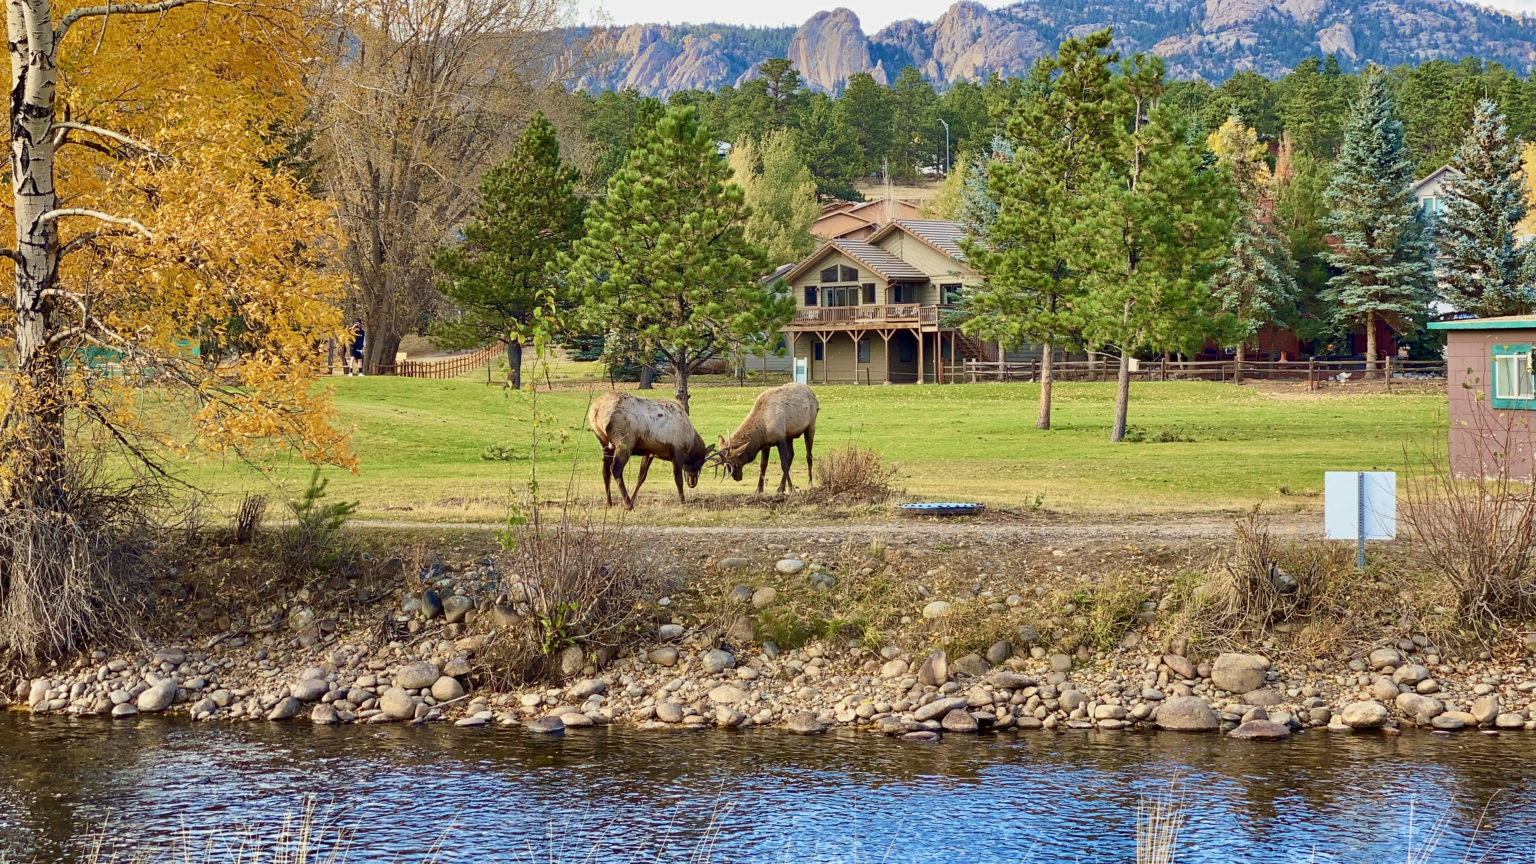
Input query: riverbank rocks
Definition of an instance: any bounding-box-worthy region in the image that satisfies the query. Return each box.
[922,600,952,619]
[527,716,564,734]
[569,679,606,699]
[1368,647,1402,669]
[1155,696,1219,732]
[751,587,777,608]
[292,678,329,702]
[941,709,979,733]
[786,712,825,735]
[718,557,751,571]
[1433,710,1478,731]
[708,685,746,704]
[656,702,684,723]
[136,679,178,712]
[880,659,908,678]
[1496,713,1527,729]
[395,661,440,690]
[431,676,465,702]
[267,697,302,721]
[558,646,585,677]
[702,649,735,674]
[1393,664,1430,686]
[1163,654,1196,679]
[952,654,989,678]
[1049,653,1073,673]
[775,559,804,575]
[380,687,415,720]
[1228,719,1290,740]
[649,647,678,667]
[657,624,685,641]
[1211,653,1269,694]
[444,595,474,624]
[918,652,949,686]
[311,704,339,725]
[915,696,968,722]
[1340,701,1389,729]
[1472,695,1500,726]
[1395,692,1443,724]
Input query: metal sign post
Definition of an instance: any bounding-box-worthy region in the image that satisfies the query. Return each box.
[1325,471,1396,568]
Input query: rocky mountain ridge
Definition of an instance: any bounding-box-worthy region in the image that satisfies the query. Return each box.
[568,0,1536,94]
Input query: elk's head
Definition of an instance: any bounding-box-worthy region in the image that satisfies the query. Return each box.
[683,443,714,489]
[713,435,748,482]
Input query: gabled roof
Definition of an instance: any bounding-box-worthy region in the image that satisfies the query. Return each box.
[1414,164,1462,194]
[1429,314,1536,330]
[869,219,971,264]
[782,238,929,284]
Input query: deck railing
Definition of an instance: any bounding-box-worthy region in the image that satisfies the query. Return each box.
[791,304,952,326]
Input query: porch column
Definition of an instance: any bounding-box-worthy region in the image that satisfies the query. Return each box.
[879,329,893,384]
[818,331,833,385]
[917,329,926,384]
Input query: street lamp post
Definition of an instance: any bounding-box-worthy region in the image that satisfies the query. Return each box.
[939,118,950,176]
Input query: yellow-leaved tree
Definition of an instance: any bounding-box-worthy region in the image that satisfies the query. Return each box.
[1,1,352,659]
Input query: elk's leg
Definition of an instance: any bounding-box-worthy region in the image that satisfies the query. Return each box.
[612,448,635,510]
[672,460,687,504]
[632,454,654,505]
[803,427,815,487]
[601,447,616,507]
[777,439,796,495]
[756,449,770,495]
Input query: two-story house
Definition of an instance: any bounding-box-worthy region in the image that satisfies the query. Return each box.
[780,219,996,384]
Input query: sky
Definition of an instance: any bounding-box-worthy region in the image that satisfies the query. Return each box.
[577,0,1534,31]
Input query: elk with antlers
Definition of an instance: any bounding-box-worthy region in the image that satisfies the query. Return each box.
[712,382,819,495]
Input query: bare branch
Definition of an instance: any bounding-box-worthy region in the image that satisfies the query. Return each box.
[56,0,236,43]
[50,121,158,156]
[35,209,154,241]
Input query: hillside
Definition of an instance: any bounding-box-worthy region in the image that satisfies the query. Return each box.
[567,0,1536,94]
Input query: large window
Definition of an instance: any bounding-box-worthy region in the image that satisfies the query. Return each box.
[823,286,861,306]
[858,338,871,363]
[840,265,859,282]
[819,266,839,283]
[941,283,961,304]
[891,284,916,304]
[803,286,818,306]
[862,283,876,304]
[1493,344,1536,408]
[814,342,824,361]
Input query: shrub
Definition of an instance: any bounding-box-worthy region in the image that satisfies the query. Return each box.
[277,468,357,577]
[806,445,898,506]
[481,505,662,685]
[1401,413,1536,630]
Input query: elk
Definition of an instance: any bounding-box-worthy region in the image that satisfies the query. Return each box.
[587,392,712,510]
[712,382,819,495]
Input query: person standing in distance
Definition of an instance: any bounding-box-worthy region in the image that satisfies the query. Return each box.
[348,318,366,376]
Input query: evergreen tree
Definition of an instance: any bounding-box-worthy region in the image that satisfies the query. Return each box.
[798,93,864,200]
[889,65,940,179]
[431,112,583,390]
[1436,99,1536,317]
[1074,56,1235,442]
[729,130,820,265]
[961,29,1122,431]
[1272,132,1334,344]
[1322,71,1435,376]
[1207,116,1297,378]
[567,105,793,413]
[837,72,892,177]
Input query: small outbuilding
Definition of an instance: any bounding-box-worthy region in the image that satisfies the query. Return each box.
[1428,315,1536,479]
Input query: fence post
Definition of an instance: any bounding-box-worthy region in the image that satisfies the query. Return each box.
[1385,355,1392,392]
[1308,357,1316,390]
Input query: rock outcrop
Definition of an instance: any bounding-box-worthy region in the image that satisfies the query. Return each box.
[564,0,1536,96]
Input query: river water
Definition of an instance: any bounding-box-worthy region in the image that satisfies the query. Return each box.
[2,714,1534,864]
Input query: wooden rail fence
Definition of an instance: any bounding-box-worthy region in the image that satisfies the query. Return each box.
[962,356,1446,387]
[372,341,506,379]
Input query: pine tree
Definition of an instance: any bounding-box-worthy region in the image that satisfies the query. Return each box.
[567,105,794,413]
[431,112,583,390]
[1074,56,1235,442]
[1435,99,1536,317]
[1207,116,1297,379]
[798,93,863,200]
[728,130,820,266]
[961,29,1122,431]
[1322,71,1435,376]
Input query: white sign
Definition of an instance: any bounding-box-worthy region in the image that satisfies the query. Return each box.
[1324,471,1396,540]
[793,356,809,385]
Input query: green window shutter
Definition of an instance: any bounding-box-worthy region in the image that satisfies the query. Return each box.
[1491,343,1536,410]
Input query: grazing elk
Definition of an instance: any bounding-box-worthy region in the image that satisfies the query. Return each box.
[712,382,819,495]
[587,391,712,510]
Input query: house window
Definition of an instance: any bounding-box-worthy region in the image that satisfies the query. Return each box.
[892,284,915,304]
[858,338,871,363]
[814,342,824,361]
[803,286,818,306]
[862,284,876,304]
[840,265,859,282]
[898,340,915,363]
[824,286,860,306]
[1492,344,1536,408]
[820,266,839,283]
[941,283,961,304]
[1421,196,1443,219]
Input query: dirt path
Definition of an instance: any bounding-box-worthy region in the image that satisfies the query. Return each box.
[349,517,1321,542]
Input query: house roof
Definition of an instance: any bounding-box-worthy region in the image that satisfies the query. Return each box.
[1429,315,1536,331]
[895,219,967,259]
[1414,164,1462,194]
[782,238,929,284]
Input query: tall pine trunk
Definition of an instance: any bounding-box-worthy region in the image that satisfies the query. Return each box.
[1037,342,1053,430]
[506,340,523,390]
[674,351,691,414]
[1364,310,1379,379]
[1111,348,1131,442]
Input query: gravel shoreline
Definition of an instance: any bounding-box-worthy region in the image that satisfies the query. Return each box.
[12,546,1536,741]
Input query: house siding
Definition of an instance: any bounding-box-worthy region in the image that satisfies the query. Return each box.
[1445,328,1536,480]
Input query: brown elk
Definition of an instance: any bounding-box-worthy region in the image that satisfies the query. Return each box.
[588,392,712,510]
[712,382,819,495]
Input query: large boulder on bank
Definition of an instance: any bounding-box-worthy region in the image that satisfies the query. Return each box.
[136,680,178,713]
[1155,696,1219,732]
[379,687,416,720]
[1395,692,1444,725]
[1228,719,1291,740]
[918,651,949,686]
[1211,653,1269,694]
[395,661,440,690]
[1339,701,1389,729]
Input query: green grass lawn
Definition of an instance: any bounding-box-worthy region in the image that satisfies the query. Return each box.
[186,375,1447,524]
